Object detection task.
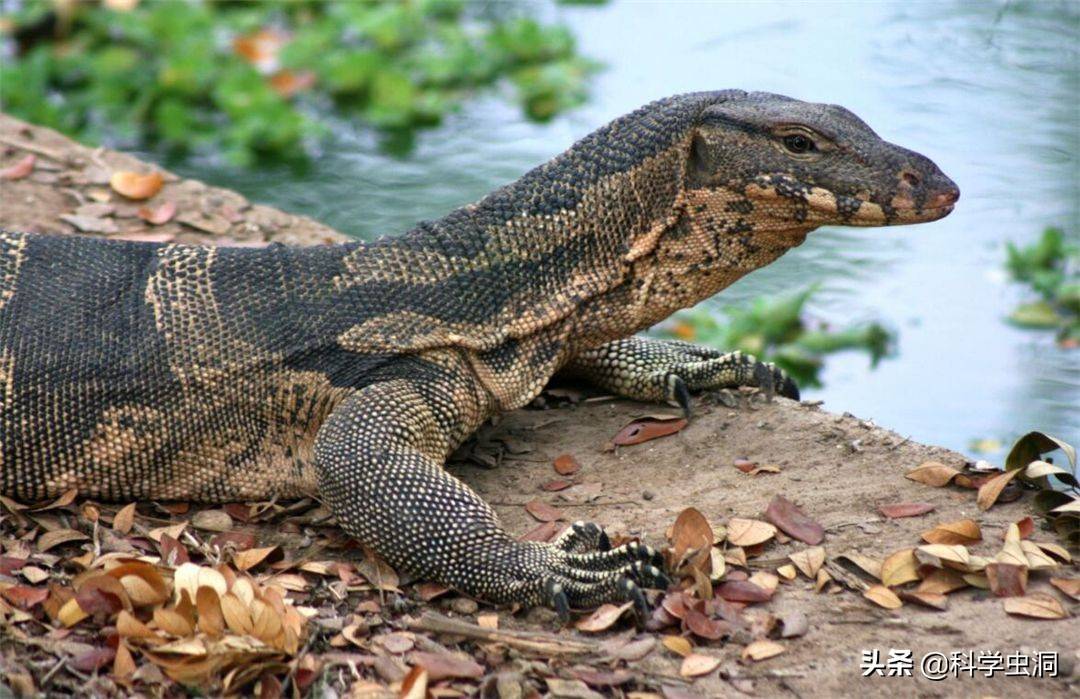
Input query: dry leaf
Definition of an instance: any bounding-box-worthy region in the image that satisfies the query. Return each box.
[233,547,277,571]
[661,635,693,657]
[921,519,981,545]
[113,503,136,534]
[399,666,428,699]
[863,585,903,609]
[680,653,720,677]
[915,544,971,570]
[553,454,581,475]
[977,469,1020,510]
[138,200,177,225]
[0,154,35,180]
[777,564,797,580]
[906,461,960,487]
[191,510,233,532]
[408,651,484,681]
[788,546,825,579]
[741,640,785,662]
[1003,592,1067,620]
[575,602,633,632]
[670,507,713,572]
[524,499,562,522]
[1049,577,1080,600]
[727,518,777,547]
[714,580,772,603]
[37,529,89,552]
[477,613,499,629]
[765,495,824,545]
[612,416,688,446]
[917,569,968,595]
[986,563,1028,597]
[110,171,164,200]
[881,549,919,586]
[898,590,948,610]
[878,502,935,519]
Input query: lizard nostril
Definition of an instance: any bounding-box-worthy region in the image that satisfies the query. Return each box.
[901,171,921,188]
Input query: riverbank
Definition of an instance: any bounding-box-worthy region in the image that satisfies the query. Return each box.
[0,113,1075,698]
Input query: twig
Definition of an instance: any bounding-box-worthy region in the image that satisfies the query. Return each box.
[40,657,67,689]
[409,612,593,656]
[0,135,70,163]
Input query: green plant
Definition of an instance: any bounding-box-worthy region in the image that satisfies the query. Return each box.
[1004,227,1079,345]
[0,0,600,165]
[657,287,895,388]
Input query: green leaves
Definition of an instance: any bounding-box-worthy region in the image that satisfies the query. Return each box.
[0,0,600,164]
[1004,227,1079,343]
[660,287,896,387]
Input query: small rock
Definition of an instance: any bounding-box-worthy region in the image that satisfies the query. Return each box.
[642,490,655,501]
[450,597,479,615]
[191,509,233,532]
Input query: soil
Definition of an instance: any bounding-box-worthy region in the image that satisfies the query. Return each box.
[0,113,1076,698]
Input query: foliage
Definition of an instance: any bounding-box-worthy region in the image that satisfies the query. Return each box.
[1004,227,1079,345]
[658,287,894,388]
[0,0,599,165]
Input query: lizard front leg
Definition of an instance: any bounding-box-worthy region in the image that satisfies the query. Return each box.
[313,376,669,617]
[564,336,799,416]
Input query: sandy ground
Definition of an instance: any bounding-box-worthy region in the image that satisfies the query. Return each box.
[1,113,1076,698]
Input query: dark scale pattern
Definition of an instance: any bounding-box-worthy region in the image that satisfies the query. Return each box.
[0,91,957,613]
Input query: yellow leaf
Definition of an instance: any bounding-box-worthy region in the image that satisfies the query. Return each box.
[109,171,163,200]
[741,640,785,661]
[680,653,721,677]
[58,597,88,627]
[661,635,693,657]
[976,470,1020,511]
[920,519,981,545]
[905,461,960,487]
[1003,592,1067,619]
[880,549,919,586]
[864,584,903,609]
[788,546,825,579]
[726,518,777,547]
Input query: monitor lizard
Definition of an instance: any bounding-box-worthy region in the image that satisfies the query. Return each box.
[0,90,958,617]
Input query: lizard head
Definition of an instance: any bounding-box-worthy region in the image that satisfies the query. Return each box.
[684,92,960,229]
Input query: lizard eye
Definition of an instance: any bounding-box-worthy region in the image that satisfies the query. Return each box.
[782,134,815,154]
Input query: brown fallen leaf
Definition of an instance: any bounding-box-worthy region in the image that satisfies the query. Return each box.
[921,519,981,545]
[1,585,49,610]
[878,502,935,519]
[408,650,484,681]
[113,503,137,535]
[788,546,825,579]
[519,521,561,542]
[35,487,79,510]
[906,461,961,487]
[669,507,713,572]
[110,171,164,200]
[399,665,428,699]
[553,454,581,475]
[976,469,1021,511]
[881,549,920,587]
[764,496,824,545]
[576,602,633,632]
[916,569,968,595]
[37,528,89,552]
[0,154,35,180]
[1003,592,1068,620]
[986,563,1028,597]
[138,200,177,225]
[524,499,563,523]
[661,634,693,657]
[715,580,772,603]
[863,584,903,609]
[680,653,721,677]
[541,479,574,492]
[683,605,730,641]
[898,590,949,610]
[1049,577,1080,600]
[726,518,777,547]
[741,640,785,662]
[233,546,277,571]
[612,416,687,446]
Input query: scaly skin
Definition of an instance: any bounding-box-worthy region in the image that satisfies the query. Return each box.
[0,91,958,616]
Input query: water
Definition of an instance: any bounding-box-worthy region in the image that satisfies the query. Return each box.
[160,0,1079,457]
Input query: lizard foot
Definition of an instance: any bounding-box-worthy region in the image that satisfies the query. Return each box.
[567,338,799,417]
[495,523,670,621]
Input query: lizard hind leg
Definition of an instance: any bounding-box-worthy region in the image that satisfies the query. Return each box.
[312,378,669,620]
